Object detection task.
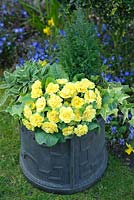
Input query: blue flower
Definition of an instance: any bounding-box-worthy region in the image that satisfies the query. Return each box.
[0,41,4,46]
[128,113,132,120]
[13,28,24,33]
[118,56,123,61]
[0,22,4,28]
[20,9,28,17]
[119,138,125,145]
[103,58,108,64]
[101,24,107,32]
[106,115,113,124]
[111,55,115,61]
[111,126,117,134]
[59,30,66,37]
[124,71,129,76]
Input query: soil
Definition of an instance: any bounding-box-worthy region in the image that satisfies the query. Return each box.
[107,142,134,170]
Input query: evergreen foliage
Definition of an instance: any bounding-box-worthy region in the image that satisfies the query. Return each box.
[58,9,101,79]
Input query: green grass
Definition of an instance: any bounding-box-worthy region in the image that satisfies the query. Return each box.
[0,112,134,200]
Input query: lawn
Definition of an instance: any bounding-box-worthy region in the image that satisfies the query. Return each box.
[0,110,134,200]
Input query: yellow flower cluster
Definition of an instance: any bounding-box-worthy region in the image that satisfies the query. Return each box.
[22,78,102,138]
[43,18,55,36]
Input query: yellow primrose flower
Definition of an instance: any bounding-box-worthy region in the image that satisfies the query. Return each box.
[95,88,102,109]
[56,78,68,85]
[31,80,43,98]
[48,18,55,26]
[23,105,32,119]
[62,126,74,136]
[74,124,88,137]
[46,82,59,95]
[43,26,51,36]
[71,96,85,108]
[22,119,34,131]
[74,109,81,122]
[75,80,88,93]
[39,60,48,67]
[59,107,74,123]
[59,82,77,99]
[31,88,43,99]
[82,106,96,122]
[47,94,62,109]
[30,113,44,127]
[84,90,96,103]
[47,110,59,123]
[42,122,58,133]
[32,80,42,89]
[81,79,95,89]
[36,96,46,112]
[125,143,134,155]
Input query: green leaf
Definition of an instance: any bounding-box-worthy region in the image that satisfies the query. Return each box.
[72,73,85,81]
[19,94,33,103]
[48,63,69,79]
[0,90,10,106]
[45,77,56,88]
[35,130,59,147]
[128,117,134,127]
[87,122,100,131]
[6,104,24,117]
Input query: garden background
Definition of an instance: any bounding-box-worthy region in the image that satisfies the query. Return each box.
[0,0,134,199]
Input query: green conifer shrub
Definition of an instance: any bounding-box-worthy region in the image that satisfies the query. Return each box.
[57,9,101,79]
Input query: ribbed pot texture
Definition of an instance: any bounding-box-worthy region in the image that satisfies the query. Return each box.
[20,118,108,194]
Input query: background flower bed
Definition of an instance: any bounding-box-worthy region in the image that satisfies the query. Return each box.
[0,0,134,198]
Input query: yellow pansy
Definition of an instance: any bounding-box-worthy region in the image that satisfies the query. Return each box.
[47,94,62,109]
[42,122,58,133]
[39,60,48,67]
[23,105,32,119]
[62,126,74,136]
[59,82,77,98]
[43,26,51,36]
[59,107,74,123]
[74,124,88,137]
[36,96,46,112]
[48,18,55,26]
[22,119,34,131]
[47,110,59,123]
[82,106,96,122]
[30,113,44,127]
[125,143,134,155]
[84,90,96,103]
[56,78,68,85]
[46,82,59,95]
[71,96,85,108]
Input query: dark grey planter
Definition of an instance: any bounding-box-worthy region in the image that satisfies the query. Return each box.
[20,118,108,194]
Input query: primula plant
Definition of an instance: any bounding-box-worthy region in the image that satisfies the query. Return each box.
[0,61,133,147]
